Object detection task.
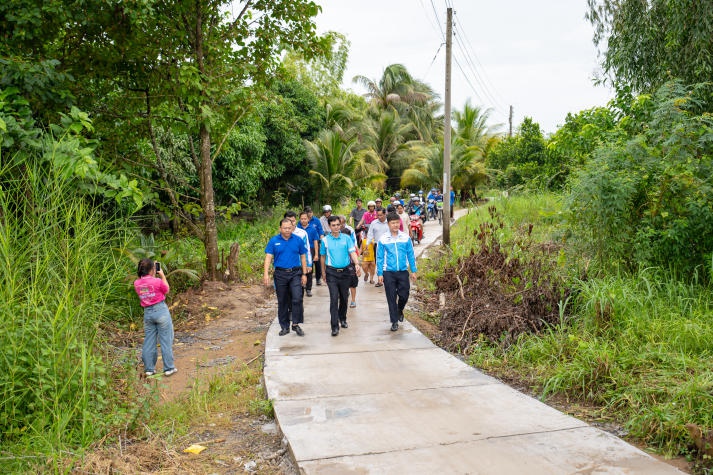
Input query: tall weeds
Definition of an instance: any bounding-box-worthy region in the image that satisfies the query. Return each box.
[460,193,713,457]
[0,163,130,469]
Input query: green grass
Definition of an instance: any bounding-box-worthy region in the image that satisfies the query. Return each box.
[427,190,713,459]
[0,163,137,472]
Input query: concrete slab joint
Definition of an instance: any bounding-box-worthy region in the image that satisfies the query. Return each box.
[263,208,683,474]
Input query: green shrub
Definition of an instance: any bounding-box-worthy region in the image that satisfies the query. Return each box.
[567,81,713,278]
[0,164,133,468]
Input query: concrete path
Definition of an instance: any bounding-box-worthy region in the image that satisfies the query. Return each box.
[263,211,683,474]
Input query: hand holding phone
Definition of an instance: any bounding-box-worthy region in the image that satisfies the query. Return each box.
[155,262,161,273]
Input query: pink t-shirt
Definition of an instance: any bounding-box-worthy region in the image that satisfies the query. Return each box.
[134,276,169,307]
[362,210,377,225]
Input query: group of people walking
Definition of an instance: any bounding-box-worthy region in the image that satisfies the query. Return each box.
[133,197,426,377]
[264,201,419,337]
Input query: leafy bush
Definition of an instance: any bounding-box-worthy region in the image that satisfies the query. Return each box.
[567,81,713,277]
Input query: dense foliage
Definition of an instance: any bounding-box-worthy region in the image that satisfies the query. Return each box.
[0,106,136,470]
[567,81,713,277]
[587,0,713,94]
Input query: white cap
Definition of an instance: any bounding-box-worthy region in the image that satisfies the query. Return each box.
[322,205,332,212]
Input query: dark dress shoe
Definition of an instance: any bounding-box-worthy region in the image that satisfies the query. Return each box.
[279,327,290,336]
[399,312,404,322]
[331,328,339,336]
[390,322,399,331]
[292,325,304,336]
[340,320,348,328]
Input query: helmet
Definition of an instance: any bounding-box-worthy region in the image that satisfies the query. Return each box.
[322,205,332,212]
[413,196,420,202]
[367,200,376,207]
[409,193,415,198]
[394,192,401,198]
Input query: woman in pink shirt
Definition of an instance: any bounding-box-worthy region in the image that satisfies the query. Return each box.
[134,258,177,377]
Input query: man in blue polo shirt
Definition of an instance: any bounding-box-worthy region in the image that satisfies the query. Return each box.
[304,206,325,285]
[264,218,308,336]
[376,212,418,332]
[320,215,362,336]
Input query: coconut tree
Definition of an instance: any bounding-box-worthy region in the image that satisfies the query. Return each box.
[305,129,386,203]
[354,109,420,190]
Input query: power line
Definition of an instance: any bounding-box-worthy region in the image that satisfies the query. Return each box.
[451,9,508,108]
[452,26,506,111]
[428,0,446,39]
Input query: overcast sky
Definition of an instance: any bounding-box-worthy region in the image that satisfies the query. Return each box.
[315,0,614,135]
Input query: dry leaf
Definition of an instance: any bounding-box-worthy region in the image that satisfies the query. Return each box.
[183,444,207,454]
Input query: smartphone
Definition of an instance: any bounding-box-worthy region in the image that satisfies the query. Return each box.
[155,262,161,273]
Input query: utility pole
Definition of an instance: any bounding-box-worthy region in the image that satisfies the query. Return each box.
[443,7,452,245]
[509,105,513,138]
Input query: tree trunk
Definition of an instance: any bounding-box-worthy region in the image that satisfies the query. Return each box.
[199,123,220,280]
[194,4,219,280]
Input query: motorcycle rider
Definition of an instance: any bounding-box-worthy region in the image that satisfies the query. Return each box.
[408,196,424,218]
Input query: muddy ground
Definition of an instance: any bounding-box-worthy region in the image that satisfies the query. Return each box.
[78,282,297,475]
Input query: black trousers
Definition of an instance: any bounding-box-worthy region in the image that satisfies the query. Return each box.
[304,248,316,292]
[274,268,304,329]
[314,243,323,282]
[326,266,352,329]
[383,270,410,323]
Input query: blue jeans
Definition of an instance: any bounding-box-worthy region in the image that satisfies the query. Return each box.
[142,301,175,372]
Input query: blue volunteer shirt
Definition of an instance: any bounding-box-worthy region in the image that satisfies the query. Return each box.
[265,233,306,269]
[299,222,320,250]
[376,231,418,275]
[320,232,355,268]
[309,216,325,236]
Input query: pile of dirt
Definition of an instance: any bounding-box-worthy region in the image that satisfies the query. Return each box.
[432,206,570,354]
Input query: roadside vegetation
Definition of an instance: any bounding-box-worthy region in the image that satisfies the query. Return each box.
[421,194,713,470]
[3,0,713,473]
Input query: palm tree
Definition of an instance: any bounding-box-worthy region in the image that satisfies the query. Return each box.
[354,64,442,144]
[355,109,419,190]
[353,64,429,110]
[305,129,386,203]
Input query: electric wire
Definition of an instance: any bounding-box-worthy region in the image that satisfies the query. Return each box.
[452,12,508,108]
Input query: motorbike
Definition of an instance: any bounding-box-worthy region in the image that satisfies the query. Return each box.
[427,199,438,221]
[409,214,423,244]
[436,200,444,224]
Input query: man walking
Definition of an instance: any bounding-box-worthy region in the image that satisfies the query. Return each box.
[284,210,312,295]
[264,218,308,336]
[339,215,359,308]
[298,211,320,297]
[366,208,390,287]
[320,215,362,336]
[376,212,418,332]
[304,206,325,285]
[349,199,366,248]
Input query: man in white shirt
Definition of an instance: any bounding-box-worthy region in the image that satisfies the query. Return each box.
[366,208,390,287]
